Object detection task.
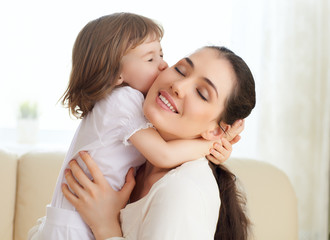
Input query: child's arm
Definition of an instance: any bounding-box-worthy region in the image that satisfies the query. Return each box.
[129,128,214,168]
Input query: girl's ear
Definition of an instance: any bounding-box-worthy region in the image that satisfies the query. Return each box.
[115,75,124,86]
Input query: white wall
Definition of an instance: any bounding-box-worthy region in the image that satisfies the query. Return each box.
[0,0,257,158]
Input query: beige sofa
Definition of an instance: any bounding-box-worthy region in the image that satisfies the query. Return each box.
[1,149,298,240]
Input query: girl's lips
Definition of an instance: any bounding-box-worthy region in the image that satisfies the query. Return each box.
[157,91,178,113]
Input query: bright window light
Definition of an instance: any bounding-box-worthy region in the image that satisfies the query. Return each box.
[0,0,233,152]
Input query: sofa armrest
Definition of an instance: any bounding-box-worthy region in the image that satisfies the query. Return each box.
[0,150,18,240]
[227,158,298,240]
[14,151,65,240]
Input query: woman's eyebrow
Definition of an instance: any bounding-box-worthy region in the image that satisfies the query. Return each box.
[204,77,218,97]
[184,57,218,98]
[184,57,194,68]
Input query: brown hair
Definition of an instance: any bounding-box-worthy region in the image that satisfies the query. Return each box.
[206,46,256,240]
[61,12,164,118]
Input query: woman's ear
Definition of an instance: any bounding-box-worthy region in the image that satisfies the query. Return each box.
[201,125,225,140]
[201,121,229,140]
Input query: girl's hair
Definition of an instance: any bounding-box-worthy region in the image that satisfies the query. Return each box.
[61,12,164,118]
[206,46,256,240]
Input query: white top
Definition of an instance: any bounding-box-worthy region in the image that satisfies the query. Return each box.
[109,158,221,240]
[51,86,152,210]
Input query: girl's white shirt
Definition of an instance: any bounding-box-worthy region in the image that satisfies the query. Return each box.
[51,86,152,210]
[107,158,221,240]
[28,86,153,240]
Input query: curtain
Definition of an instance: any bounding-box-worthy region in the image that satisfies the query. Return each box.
[232,0,330,239]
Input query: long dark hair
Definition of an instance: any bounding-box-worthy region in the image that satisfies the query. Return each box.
[206,46,256,240]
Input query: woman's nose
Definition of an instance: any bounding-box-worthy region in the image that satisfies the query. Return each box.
[159,59,168,71]
[171,79,187,98]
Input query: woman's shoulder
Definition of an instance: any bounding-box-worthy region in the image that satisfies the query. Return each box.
[156,158,219,202]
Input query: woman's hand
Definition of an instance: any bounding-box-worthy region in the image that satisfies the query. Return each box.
[206,119,244,164]
[62,151,135,240]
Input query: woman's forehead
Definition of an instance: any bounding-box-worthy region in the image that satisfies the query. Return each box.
[188,48,234,93]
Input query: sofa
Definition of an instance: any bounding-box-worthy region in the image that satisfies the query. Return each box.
[0,149,298,240]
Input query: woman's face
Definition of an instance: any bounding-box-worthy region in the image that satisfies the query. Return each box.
[143,48,235,141]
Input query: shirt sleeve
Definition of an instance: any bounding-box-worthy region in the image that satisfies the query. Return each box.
[138,177,216,240]
[93,87,152,146]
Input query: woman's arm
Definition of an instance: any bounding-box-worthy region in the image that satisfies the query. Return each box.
[62,152,134,240]
[62,152,220,240]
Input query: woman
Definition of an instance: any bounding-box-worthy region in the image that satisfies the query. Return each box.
[62,46,256,239]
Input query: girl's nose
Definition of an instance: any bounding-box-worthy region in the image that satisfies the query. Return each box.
[159,59,168,71]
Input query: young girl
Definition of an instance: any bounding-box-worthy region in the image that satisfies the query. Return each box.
[33,13,237,240]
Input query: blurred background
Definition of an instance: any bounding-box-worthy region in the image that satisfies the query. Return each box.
[0,0,329,239]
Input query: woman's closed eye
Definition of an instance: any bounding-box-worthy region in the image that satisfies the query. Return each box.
[197,89,208,101]
[175,67,185,76]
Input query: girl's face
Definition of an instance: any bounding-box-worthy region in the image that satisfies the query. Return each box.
[119,37,168,95]
[143,48,235,141]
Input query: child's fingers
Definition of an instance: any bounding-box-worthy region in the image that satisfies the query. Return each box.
[221,138,232,152]
[78,151,106,184]
[209,147,226,164]
[206,154,222,165]
[225,119,245,142]
[230,135,241,145]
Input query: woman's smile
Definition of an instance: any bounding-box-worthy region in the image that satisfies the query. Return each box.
[157,91,178,113]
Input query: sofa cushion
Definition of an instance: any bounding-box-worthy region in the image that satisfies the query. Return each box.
[0,150,18,240]
[14,151,65,240]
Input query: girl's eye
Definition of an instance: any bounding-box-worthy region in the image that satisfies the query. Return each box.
[197,89,208,101]
[148,58,153,62]
[175,67,185,76]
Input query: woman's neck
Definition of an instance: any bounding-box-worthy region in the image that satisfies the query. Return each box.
[130,162,169,202]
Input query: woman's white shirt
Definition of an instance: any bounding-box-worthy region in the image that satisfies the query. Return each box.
[108,158,220,240]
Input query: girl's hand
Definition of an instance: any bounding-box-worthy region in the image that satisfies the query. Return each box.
[61,151,135,240]
[206,119,245,164]
[222,119,245,144]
